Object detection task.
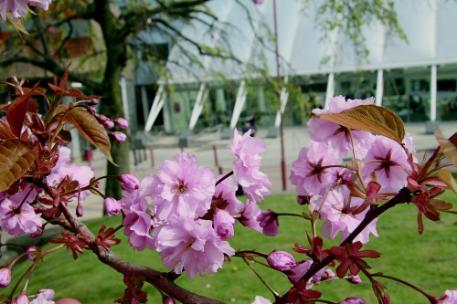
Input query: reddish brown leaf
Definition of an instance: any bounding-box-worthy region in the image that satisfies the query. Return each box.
[318,105,405,143]
[0,139,37,192]
[438,169,457,194]
[7,95,34,137]
[0,118,16,140]
[66,107,113,163]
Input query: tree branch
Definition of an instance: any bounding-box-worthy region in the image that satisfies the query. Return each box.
[275,188,412,304]
[57,203,222,304]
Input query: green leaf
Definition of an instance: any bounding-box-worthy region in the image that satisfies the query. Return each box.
[66,107,114,163]
[318,105,405,143]
[0,139,36,192]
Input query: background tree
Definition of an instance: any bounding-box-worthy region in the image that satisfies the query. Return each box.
[0,0,405,198]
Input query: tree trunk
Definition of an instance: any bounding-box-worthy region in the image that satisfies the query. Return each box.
[95,1,130,199]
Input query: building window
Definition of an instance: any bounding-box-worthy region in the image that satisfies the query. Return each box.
[437,79,457,92]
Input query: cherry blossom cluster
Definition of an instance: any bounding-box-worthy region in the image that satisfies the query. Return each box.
[103,129,273,277]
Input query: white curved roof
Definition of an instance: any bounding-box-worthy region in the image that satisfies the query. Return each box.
[165,0,455,84]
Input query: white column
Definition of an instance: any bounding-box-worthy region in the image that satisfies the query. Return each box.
[145,85,166,132]
[274,86,289,128]
[324,73,335,109]
[189,83,207,130]
[230,81,247,129]
[375,69,384,106]
[430,65,437,122]
[120,77,129,120]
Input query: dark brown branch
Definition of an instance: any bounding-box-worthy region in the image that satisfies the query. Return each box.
[57,203,223,304]
[275,188,412,304]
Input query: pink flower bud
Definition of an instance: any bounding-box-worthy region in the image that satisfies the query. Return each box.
[112,131,127,143]
[347,274,362,285]
[104,198,121,216]
[98,114,115,129]
[267,251,296,272]
[0,267,11,287]
[258,210,279,236]
[162,297,176,304]
[213,210,235,240]
[119,174,139,192]
[26,246,39,261]
[114,118,129,129]
[13,293,29,304]
[340,297,366,304]
[85,98,99,105]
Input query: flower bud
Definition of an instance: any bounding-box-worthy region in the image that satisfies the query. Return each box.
[162,296,176,304]
[119,174,139,192]
[98,114,115,129]
[258,210,279,236]
[114,118,129,129]
[13,293,29,304]
[104,198,121,216]
[112,131,127,143]
[267,251,296,272]
[340,297,366,304]
[0,267,11,287]
[26,246,39,261]
[296,195,310,205]
[347,274,362,285]
[213,210,235,240]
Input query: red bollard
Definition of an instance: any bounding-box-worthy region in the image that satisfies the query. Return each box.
[83,148,94,168]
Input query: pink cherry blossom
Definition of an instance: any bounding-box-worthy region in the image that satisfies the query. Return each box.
[114,117,129,129]
[30,289,55,304]
[438,290,457,304]
[362,136,411,193]
[149,153,215,220]
[213,209,235,240]
[309,96,375,158]
[290,142,341,196]
[258,210,279,236]
[112,131,127,143]
[122,194,154,250]
[230,130,271,202]
[310,188,378,244]
[0,198,41,236]
[47,147,94,201]
[119,174,140,192]
[153,218,234,277]
[213,176,244,216]
[239,201,262,232]
[0,0,52,20]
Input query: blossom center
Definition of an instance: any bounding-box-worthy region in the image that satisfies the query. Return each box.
[176,180,187,193]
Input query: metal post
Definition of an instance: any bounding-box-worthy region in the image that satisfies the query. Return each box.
[149,148,155,168]
[273,0,287,191]
[375,69,384,106]
[430,65,437,122]
[213,145,223,175]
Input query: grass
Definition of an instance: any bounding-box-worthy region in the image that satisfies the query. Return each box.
[4,191,457,304]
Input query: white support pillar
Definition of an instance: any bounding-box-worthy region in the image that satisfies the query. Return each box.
[189,83,208,130]
[145,85,166,132]
[274,86,289,128]
[120,77,129,120]
[375,69,384,106]
[430,65,437,122]
[230,81,247,129]
[324,73,335,109]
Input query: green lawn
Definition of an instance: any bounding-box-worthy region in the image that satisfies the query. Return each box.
[5,191,457,304]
